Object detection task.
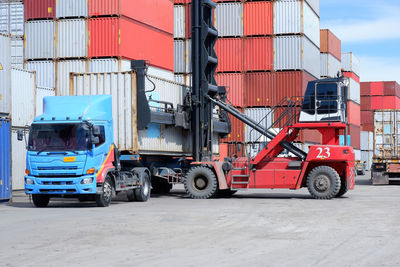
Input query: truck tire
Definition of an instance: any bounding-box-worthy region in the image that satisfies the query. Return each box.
[184,166,218,199]
[96,176,114,207]
[335,178,349,198]
[151,178,173,194]
[306,166,341,199]
[134,173,151,202]
[126,190,136,202]
[32,194,50,207]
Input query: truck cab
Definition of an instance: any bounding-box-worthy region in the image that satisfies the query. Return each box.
[22,95,150,207]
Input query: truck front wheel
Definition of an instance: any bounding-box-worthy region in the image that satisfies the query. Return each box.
[32,194,50,207]
[306,166,341,199]
[96,176,114,207]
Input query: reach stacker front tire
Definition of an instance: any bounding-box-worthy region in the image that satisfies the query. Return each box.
[32,194,50,207]
[96,176,114,207]
[184,166,218,199]
[335,178,349,198]
[306,166,341,200]
[134,173,151,202]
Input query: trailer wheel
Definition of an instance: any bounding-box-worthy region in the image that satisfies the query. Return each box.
[306,166,341,199]
[184,166,218,199]
[32,194,50,207]
[134,173,151,202]
[335,178,349,198]
[96,176,114,207]
[126,190,136,202]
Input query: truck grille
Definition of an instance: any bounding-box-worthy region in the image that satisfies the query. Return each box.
[38,166,78,170]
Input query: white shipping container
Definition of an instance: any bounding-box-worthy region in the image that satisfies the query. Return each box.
[146,66,174,81]
[215,3,243,37]
[246,143,267,158]
[11,68,36,127]
[11,127,27,190]
[0,34,11,114]
[274,35,320,78]
[342,52,360,77]
[26,61,56,89]
[70,71,193,155]
[305,0,320,17]
[361,150,373,171]
[36,87,55,115]
[89,58,131,72]
[11,37,23,69]
[56,0,88,18]
[244,108,273,143]
[57,19,87,58]
[25,20,55,60]
[174,74,192,87]
[274,0,320,47]
[348,77,360,104]
[174,5,185,39]
[354,149,361,161]
[360,131,374,151]
[57,60,87,96]
[320,53,341,78]
[174,39,191,74]
[0,1,24,36]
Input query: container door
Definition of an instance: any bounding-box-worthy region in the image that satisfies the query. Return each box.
[0,118,11,201]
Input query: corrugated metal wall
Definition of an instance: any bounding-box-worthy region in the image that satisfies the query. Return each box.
[0,1,24,36]
[174,5,185,39]
[320,53,341,78]
[56,0,88,19]
[0,34,11,114]
[215,3,243,37]
[342,52,360,77]
[245,108,273,142]
[26,60,55,88]
[11,37,24,69]
[57,19,87,58]
[25,20,55,59]
[57,59,87,96]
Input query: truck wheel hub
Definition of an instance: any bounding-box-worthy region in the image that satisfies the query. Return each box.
[104,182,112,199]
[314,175,330,192]
[193,176,208,191]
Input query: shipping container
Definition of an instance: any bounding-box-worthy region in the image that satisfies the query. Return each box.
[0,117,11,200]
[343,71,360,84]
[274,0,320,47]
[244,72,273,107]
[366,82,384,96]
[36,86,55,115]
[360,96,371,111]
[221,110,245,143]
[361,110,373,125]
[24,0,56,20]
[0,34,11,114]
[0,1,24,37]
[360,82,372,96]
[246,142,267,158]
[347,100,360,126]
[348,77,360,104]
[88,17,173,71]
[354,149,361,161]
[174,39,191,73]
[25,20,55,60]
[274,35,320,79]
[89,58,130,72]
[57,19,88,58]
[215,3,243,37]
[174,74,192,87]
[320,53,341,78]
[244,37,273,71]
[383,81,400,97]
[56,0,88,18]
[11,127,26,190]
[349,124,361,149]
[361,123,373,132]
[243,1,273,37]
[342,52,360,77]
[361,150,373,170]
[373,110,400,159]
[274,71,315,106]
[57,60,87,96]
[215,38,243,72]
[11,37,23,69]
[361,131,374,151]
[89,0,173,35]
[370,96,400,110]
[70,71,198,155]
[11,69,36,127]
[245,108,273,143]
[215,73,244,107]
[25,60,56,89]
[174,5,185,39]
[320,29,341,61]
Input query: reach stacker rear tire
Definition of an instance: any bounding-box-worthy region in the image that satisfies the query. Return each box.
[32,194,50,207]
[306,166,341,200]
[184,166,218,199]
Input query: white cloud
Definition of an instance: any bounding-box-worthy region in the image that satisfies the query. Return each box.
[359,56,400,83]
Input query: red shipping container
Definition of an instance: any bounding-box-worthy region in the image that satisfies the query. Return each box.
[370,81,384,96]
[343,71,360,84]
[361,123,373,132]
[243,2,273,37]
[360,96,371,110]
[349,124,361,149]
[25,0,55,20]
[360,82,371,96]
[88,17,173,71]
[216,38,243,72]
[320,29,341,61]
[361,110,373,125]
[221,109,245,143]
[370,96,384,110]
[174,0,190,4]
[215,73,245,107]
[89,0,173,34]
[347,101,360,126]
[244,37,273,71]
[371,96,400,110]
[383,81,400,96]
[185,4,192,38]
[273,71,315,106]
[245,72,274,107]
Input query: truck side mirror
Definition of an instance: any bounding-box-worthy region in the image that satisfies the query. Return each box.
[17,130,24,141]
[93,126,101,136]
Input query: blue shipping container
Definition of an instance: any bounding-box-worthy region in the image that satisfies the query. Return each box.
[0,118,11,201]
[339,135,351,146]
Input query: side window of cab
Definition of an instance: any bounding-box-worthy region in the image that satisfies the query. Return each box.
[95,126,106,147]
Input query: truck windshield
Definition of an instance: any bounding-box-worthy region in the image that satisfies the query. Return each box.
[28,123,91,152]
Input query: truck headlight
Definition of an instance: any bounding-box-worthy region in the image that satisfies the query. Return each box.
[81,178,93,184]
[26,178,34,185]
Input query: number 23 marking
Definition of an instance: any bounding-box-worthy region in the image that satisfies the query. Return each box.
[316,147,331,159]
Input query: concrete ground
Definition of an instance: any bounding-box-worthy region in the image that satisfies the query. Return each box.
[1,172,400,267]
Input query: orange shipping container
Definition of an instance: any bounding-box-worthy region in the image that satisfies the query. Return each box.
[88,17,173,71]
[215,73,245,107]
[245,72,274,107]
[243,2,273,36]
[89,0,173,34]
[273,71,315,106]
[244,37,273,71]
[221,108,245,143]
[320,29,341,61]
[216,38,243,72]
[347,101,360,126]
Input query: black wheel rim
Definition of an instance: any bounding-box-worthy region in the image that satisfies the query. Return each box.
[314,174,331,193]
[192,176,208,191]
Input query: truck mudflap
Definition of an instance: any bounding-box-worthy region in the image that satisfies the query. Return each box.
[372,172,389,185]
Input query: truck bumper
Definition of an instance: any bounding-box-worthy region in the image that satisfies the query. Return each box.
[24,175,97,195]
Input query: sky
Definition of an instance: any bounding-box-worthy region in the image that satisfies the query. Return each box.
[320,0,400,83]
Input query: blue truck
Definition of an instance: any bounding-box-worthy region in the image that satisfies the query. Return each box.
[20,95,151,207]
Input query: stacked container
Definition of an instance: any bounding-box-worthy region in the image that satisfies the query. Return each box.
[320,29,341,78]
[24,0,174,95]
